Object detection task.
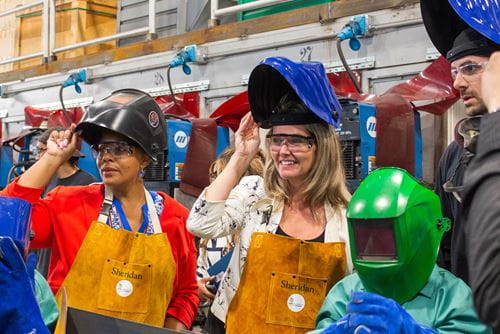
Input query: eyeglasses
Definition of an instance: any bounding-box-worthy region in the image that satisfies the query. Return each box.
[451,62,488,81]
[91,141,134,159]
[266,134,315,152]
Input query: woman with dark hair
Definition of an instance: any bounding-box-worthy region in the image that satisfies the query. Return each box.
[1,89,198,329]
[188,57,352,334]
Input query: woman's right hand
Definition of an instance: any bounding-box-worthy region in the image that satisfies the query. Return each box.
[44,124,78,163]
[17,124,79,189]
[198,276,216,302]
[234,112,260,159]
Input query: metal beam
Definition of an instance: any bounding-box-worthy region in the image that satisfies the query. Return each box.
[212,0,294,19]
[0,0,43,18]
[0,0,420,83]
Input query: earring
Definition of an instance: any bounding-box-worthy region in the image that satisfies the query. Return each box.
[139,169,145,178]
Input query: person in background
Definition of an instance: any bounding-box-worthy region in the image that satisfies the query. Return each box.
[462,51,500,332]
[312,167,491,334]
[35,126,96,196]
[434,28,499,281]
[1,89,198,329]
[34,126,97,278]
[196,148,264,325]
[188,57,352,334]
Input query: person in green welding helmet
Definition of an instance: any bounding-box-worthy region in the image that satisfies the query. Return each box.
[309,167,491,334]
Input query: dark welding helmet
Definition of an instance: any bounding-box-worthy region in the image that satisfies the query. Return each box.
[76,89,166,161]
[421,0,499,59]
[347,168,450,304]
[0,197,32,256]
[248,57,342,129]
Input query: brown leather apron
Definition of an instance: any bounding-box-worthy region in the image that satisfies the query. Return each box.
[55,187,176,327]
[226,232,346,334]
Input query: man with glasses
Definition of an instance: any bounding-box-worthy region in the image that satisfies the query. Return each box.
[462,51,500,332]
[434,28,499,283]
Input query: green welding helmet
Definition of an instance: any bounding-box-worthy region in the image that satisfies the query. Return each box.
[347,167,450,304]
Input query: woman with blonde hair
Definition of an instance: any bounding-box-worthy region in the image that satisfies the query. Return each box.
[188,57,352,334]
[197,147,265,302]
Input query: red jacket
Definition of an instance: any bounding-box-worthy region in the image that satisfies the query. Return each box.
[1,181,199,328]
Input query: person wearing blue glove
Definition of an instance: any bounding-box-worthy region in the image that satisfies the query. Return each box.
[0,236,50,334]
[309,168,491,334]
[346,292,437,334]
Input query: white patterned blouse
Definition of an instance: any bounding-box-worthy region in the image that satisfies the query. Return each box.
[187,175,353,323]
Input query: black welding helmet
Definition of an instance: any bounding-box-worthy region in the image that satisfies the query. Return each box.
[421,0,499,60]
[76,89,166,161]
[248,57,342,129]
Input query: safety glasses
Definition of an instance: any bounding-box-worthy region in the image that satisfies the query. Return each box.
[266,134,315,153]
[91,141,134,159]
[451,62,488,81]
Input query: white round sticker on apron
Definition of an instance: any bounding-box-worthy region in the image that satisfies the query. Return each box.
[287,293,305,312]
[116,280,133,297]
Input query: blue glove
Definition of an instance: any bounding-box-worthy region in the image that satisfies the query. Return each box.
[346,292,437,334]
[322,315,351,334]
[0,237,49,334]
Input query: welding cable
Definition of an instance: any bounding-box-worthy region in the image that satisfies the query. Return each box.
[166,65,180,111]
[58,85,73,125]
[336,38,362,93]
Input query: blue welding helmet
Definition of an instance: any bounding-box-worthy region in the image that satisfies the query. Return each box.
[0,197,32,256]
[248,57,342,129]
[448,0,499,44]
[421,0,499,57]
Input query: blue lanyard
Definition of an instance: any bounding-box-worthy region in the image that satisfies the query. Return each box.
[112,197,150,233]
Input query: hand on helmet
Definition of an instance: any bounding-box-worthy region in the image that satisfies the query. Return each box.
[234,112,260,159]
[45,123,79,163]
[345,292,437,334]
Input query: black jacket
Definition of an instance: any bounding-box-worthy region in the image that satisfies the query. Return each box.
[435,140,470,282]
[462,111,500,332]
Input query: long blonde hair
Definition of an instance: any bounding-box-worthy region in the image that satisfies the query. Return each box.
[264,121,350,216]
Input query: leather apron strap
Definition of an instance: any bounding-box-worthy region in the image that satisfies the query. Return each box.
[97,186,162,234]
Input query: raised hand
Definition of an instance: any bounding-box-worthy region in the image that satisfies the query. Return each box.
[45,123,79,163]
[18,123,79,189]
[234,112,261,159]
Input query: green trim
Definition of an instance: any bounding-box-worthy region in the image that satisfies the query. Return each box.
[17,7,116,19]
